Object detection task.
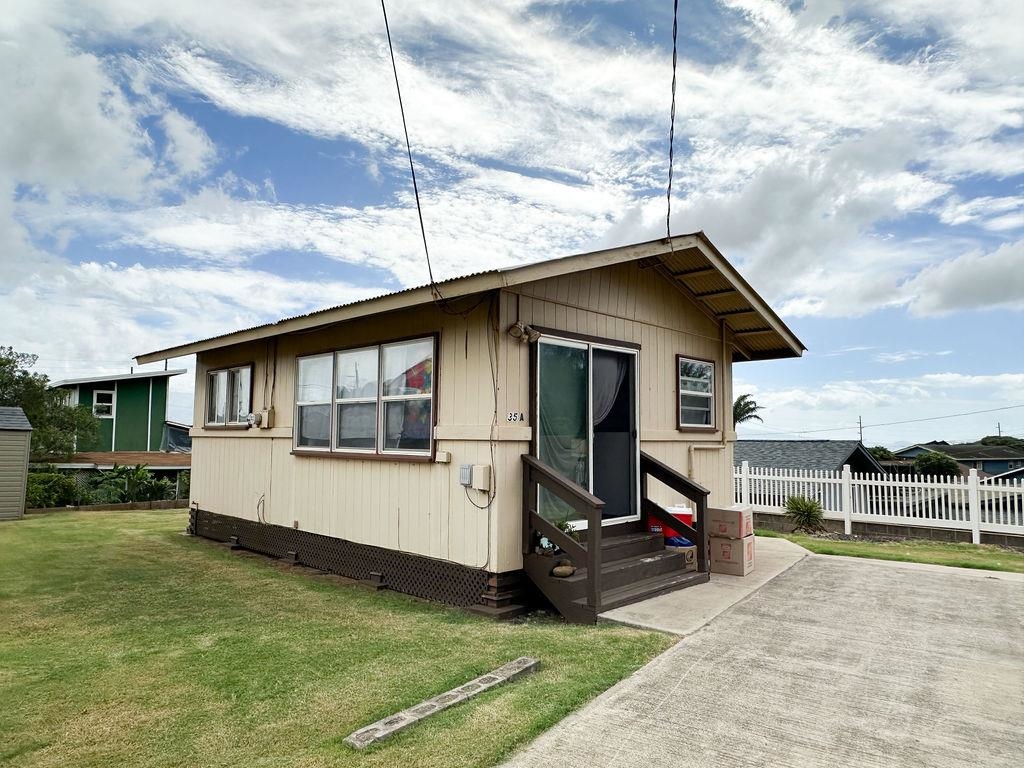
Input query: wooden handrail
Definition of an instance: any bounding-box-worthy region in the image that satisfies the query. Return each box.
[639,452,710,573]
[522,455,605,510]
[521,454,605,611]
[640,451,710,500]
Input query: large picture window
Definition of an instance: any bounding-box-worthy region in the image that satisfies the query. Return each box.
[677,356,714,428]
[295,337,434,456]
[206,365,252,426]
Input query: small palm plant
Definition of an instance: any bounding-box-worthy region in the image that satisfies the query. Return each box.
[784,495,825,534]
[733,394,764,426]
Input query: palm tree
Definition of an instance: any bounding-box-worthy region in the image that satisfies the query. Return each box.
[733,394,764,426]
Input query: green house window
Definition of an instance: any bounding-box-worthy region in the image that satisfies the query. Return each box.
[93,390,115,419]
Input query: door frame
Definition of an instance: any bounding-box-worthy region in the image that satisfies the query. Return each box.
[532,332,641,529]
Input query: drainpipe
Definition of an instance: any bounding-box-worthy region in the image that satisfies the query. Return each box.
[687,320,730,480]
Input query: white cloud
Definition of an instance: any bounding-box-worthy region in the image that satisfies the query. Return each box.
[902,240,1024,316]
[0,19,155,202]
[874,350,953,364]
[939,195,1024,230]
[160,110,216,177]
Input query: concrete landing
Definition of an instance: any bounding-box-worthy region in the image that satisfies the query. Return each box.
[599,535,808,635]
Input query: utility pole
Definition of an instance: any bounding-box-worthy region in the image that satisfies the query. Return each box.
[858,415,863,443]
[997,422,1002,437]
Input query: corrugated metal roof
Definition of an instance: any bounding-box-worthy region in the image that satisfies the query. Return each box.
[50,369,188,388]
[136,233,806,364]
[0,406,32,431]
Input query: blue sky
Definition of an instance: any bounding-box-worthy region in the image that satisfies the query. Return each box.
[1,0,1022,448]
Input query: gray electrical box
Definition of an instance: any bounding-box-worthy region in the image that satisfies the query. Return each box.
[459,464,473,486]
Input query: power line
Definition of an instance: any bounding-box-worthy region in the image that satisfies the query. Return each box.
[379,0,441,300]
[791,404,1024,435]
[665,0,680,239]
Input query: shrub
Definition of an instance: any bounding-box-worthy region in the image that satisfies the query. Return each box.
[785,495,825,533]
[913,451,960,478]
[91,464,173,504]
[175,470,190,500]
[26,471,90,509]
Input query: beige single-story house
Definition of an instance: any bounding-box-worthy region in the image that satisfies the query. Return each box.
[136,233,804,622]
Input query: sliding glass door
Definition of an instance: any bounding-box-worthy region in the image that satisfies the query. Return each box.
[536,337,638,528]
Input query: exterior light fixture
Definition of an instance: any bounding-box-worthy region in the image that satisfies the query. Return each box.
[507,322,542,343]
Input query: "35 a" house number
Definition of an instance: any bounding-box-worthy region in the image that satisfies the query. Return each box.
[506,412,525,422]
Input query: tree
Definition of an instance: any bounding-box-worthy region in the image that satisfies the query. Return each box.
[733,394,764,426]
[979,435,1024,451]
[0,347,99,460]
[868,445,895,461]
[913,451,960,478]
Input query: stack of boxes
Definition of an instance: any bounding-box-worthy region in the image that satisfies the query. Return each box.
[706,504,755,576]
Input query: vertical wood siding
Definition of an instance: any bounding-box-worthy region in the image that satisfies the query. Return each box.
[0,431,31,519]
[190,261,739,573]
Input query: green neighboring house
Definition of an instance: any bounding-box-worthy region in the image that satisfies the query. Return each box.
[51,370,187,452]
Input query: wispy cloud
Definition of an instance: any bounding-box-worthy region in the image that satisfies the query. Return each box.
[874,350,954,364]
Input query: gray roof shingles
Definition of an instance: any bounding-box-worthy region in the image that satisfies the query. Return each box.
[734,440,864,472]
[0,406,32,431]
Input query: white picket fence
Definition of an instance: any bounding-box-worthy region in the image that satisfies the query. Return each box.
[733,461,1024,543]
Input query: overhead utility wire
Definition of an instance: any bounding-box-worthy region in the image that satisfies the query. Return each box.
[787,404,1024,436]
[379,0,441,300]
[666,0,680,239]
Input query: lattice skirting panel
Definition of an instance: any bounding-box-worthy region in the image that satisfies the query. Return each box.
[191,508,495,607]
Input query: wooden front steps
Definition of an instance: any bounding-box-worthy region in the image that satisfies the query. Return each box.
[520,453,712,625]
[523,530,706,624]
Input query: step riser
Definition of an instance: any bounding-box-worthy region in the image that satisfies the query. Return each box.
[527,551,690,596]
[601,535,665,560]
[597,571,710,613]
[596,553,689,591]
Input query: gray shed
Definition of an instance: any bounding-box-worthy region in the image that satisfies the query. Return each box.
[0,407,33,520]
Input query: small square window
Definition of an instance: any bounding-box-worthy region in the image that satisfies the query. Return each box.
[93,390,115,418]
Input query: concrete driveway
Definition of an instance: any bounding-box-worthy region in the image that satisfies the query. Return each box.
[503,554,1023,767]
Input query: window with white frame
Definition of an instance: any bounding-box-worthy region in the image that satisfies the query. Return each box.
[677,356,714,428]
[206,365,252,426]
[295,337,434,455]
[93,390,115,418]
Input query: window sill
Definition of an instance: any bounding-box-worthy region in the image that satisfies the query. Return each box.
[291,449,434,463]
[677,425,718,433]
[204,423,250,431]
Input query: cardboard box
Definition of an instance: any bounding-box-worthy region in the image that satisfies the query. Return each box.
[706,504,754,540]
[709,534,755,576]
[666,543,697,571]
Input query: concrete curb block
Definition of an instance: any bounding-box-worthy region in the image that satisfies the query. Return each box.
[344,657,539,749]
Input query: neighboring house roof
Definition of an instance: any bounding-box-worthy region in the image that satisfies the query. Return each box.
[50,452,192,470]
[50,369,187,388]
[734,440,887,473]
[136,233,807,365]
[984,466,1024,482]
[0,406,33,431]
[895,442,1024,461]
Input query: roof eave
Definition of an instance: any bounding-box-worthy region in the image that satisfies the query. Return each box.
[135,232,804,363]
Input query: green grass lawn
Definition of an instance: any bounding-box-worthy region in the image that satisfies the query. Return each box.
[0,512,674,768]
[756,528,1024,573]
